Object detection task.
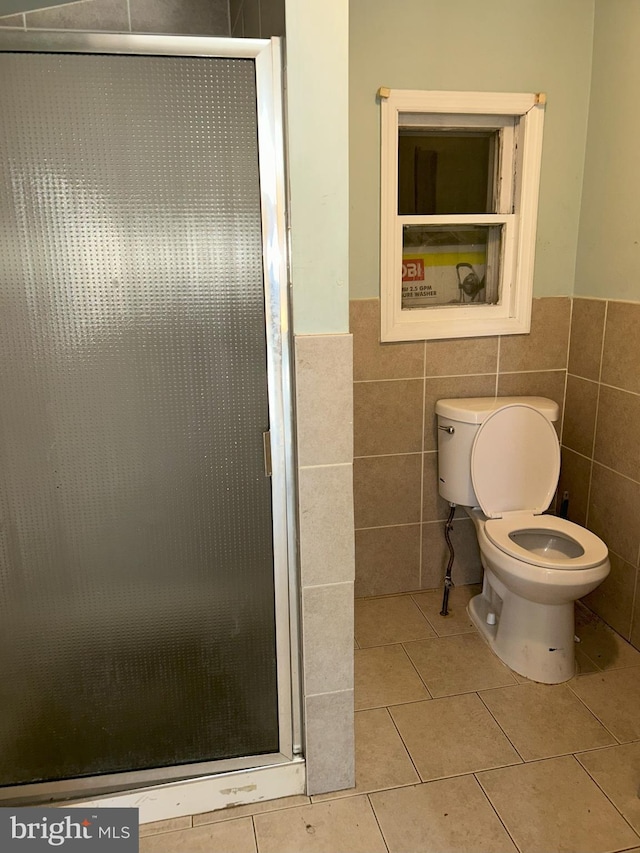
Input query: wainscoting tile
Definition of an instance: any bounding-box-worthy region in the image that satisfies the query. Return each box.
[425,335,498,378]
[304,690,355,795]
[355,525,421,598]
[601,300,640,395]
[354,379,423,456]
[298,464,354,587]
[350,299,424,381]
[558,446,591,526]
[421,518,482,589]
[593,384,640,482]
[302,583,353,696]
[0,13,23,27]
[582,552,637,642]
[354,454,421,528]
[295,334,353,466]
[568,298,606,381]
[563,374,598,458]
[499,297,571,373]
[588,462,640,566]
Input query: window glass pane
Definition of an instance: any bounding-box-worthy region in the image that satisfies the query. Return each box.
[398,130,497,214]
[401,225,502,309]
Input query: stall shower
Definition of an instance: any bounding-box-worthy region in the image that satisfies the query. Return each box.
[0,35,295,803]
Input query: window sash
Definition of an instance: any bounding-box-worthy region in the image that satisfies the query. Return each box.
[380,89,544,342]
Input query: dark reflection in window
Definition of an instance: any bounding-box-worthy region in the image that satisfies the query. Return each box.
[398,130,497,215]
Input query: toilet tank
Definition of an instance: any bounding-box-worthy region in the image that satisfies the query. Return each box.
[435,396,560,507]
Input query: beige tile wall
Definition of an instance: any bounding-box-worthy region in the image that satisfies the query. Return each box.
[560,299,640,647]
[351,296,572,598]
[295,334,355,795]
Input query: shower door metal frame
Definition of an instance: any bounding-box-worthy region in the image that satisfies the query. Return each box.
[0,31,300,803]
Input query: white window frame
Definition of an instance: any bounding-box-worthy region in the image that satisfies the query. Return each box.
[380,89,545,342]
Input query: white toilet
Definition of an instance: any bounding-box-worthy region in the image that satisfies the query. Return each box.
[435,396,609,684]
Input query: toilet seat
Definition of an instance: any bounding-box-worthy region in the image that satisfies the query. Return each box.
[484,513,609,570]
[470,404,607,570]
[471,404,560,518]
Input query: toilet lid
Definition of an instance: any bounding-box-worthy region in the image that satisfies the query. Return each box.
[471,404,560,519]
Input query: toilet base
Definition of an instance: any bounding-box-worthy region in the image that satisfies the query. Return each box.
[469,582,576,684]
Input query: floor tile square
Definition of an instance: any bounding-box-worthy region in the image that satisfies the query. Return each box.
[193,795,311,826]
[576,606,640,670]
[355,594,435,648]
[355,645,430,710]
[370,775,517,853]
[140,817,256,852]
[140,817,192,837]
[578,742,640,834]
[313,707,419,800]
[412,584,480,636]
[390,693,521,781]
[477,755,640,853]
[253,795,387,853]
[576,646,602,674]
[403,633,517,697]
[569,667,640,742]
[479,682,616,760]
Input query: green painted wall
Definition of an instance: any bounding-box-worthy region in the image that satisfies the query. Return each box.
[286,0,349,333]
[575,0,640,301]
[350,0,595,300]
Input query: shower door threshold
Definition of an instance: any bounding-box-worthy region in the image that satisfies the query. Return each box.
[72,758,306,826]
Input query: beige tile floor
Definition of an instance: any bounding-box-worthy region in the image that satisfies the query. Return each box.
[140,585,640,853]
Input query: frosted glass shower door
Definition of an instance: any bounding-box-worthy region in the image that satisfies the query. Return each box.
[0,45,288,793]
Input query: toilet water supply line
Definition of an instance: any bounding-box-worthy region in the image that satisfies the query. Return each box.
[439,503,457,616]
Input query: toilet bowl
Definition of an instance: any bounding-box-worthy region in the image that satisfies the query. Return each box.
[436,397,610,684]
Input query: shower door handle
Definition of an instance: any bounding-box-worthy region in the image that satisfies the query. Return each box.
[263,431,272,477]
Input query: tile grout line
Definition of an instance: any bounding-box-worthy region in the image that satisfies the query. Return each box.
[566,375,640,399]
[384,703,425,783]
[418,344,427,588]
[398,640,435,700]
[251,814,259,853]
[408,596,441,637]
[472,771,524,853]
[355,517,472,532]
[354,451,427,459]
[565,678,623,745]
[126,0,131,31]
[574,754,640,845]
[352,367,566,385]
[559,296,573,447]
[585,299,609,528]
[475,690,527,764]
[299,461,353,469]
[495,336,501,396]
[354,372,495,384]
[365,792,391,853]
[558,455,640,488]
[626,567,637,643]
